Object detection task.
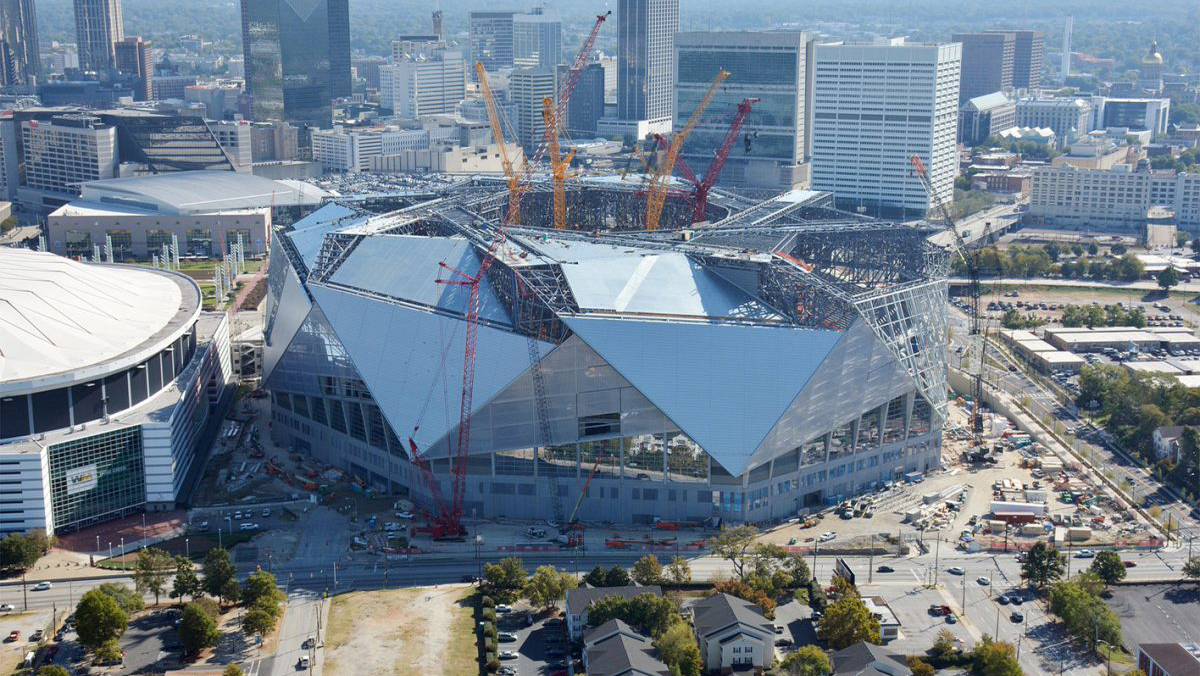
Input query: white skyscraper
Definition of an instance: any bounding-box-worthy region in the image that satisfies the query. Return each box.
[513,7,562,69]
[381,41,467,118]
[810,39,962,217]
[510,67,558,153]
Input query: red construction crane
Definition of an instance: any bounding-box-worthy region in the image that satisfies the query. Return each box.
[668,97,758,223]
[527,11,610,169]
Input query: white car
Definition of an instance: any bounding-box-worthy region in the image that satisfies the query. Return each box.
[495,604,513,614]
[977,576,991,585]
[1075,549,1095,559]
[395,511,414,520]
[31,582,51,591]
[817,532,836,542]
[0,603,13,611]
[499,651,519,660]
[947,567,965,575]
[239,522,260,531]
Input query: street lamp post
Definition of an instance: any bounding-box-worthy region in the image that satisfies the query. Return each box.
[120,537,125,571]
[474,535,484,582]
[185,538,190,559]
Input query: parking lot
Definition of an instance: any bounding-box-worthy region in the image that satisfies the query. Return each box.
[498,607,571,676]
[1107,583,1200,651]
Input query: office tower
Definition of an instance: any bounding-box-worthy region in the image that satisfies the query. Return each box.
[952,32,1013,102]
[617,0,679,127]
[987,29,1043,89]
[0,0,40,86]
[510,67,557,152]
[380,41,467,118]
[1061,17,1072,82]
[240,0,351,130]
[1015,97,1091,138]
[209,120,254,169]
[513,8,562,69]
[1101,98,1170,135]
[957,93,1016,146]
[74,0,124,74]
[674,31,810,190]
[469,11,516,74]
[114,36,152,101]
[567,63,606,136]
[20,114,118,201]
[811,39,962,218]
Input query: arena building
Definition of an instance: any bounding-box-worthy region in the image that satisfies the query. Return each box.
[263,179,948,524]
[0,249,233,534]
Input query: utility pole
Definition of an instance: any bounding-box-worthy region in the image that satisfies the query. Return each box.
[868,535,875,583]
[962,570,967,610]
[21,572,27,611]
[933,534,941,586]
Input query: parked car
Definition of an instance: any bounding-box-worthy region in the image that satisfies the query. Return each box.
[1010,611,1024,623]
[4,631,17,642]
[1010,596,1023,606]
[776,638,793,647]
[302,636,315,649]
[977,576,991,586]
[495,604,513,614]
[774,625,785,634]
[262,508,271,517]
[296,656,310,670]
[29,630,43,641]
[239,522,260,531]
[498,633,518,643]
[997,595,1010,605]
[818,532,837,542]
[499,651,519,660]
[945,614,958,624]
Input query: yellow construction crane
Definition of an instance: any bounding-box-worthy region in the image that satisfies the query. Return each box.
[644,69,729,231]
[542,96,576,230]
[475,60,525,225]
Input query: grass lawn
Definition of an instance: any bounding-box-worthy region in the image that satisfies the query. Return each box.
[325,585,476,676]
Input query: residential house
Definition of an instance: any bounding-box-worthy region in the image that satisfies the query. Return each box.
[584,619,672,676]
[832,642,912,676]
[565,585,663,640]
[863,597,902,642]
[1153,426,1185,463]
[692,593,775,674]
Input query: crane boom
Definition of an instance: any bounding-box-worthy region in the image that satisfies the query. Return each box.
[910,154,986,441]
[645,69,729,231]
[476,61,524,225]
[527,11,610,169]
[691,97,758,222]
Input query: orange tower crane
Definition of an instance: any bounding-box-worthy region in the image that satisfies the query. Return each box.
[645,69,729,231]
[542,96,576,230]
[475,60,525,225]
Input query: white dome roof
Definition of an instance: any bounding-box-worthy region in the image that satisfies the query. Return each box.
[0,249,197,389]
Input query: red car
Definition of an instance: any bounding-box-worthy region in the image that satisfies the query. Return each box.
[1123,560,1137,568]
[4,630,18,642]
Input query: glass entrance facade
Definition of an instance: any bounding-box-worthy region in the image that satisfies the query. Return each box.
[47,427,145,532]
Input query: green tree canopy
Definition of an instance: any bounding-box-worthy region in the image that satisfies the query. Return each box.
[222,665,246,676]
[171,555,202,602]
[37,666,71,676]
[523,565,577,609]
[781,645,832,676]
[583,564,633,588]
[1158,266,1180,290]
[907,656,935,676]
[1184,556,1200,581]
[75,588,129,652]
[1089,550,1127,587]
[133,547,173,605]
[816,584,881,649]
[242,603,277,637]
[1048,579,1122,648]
[709,525,759,580]
[241,570,284,615]
[666,556,692,584]
[179,601,221,654]
[970,635,1022,676]
[1021,541,1066,589]
[587,592,679,638]
[483,556,528,603]
[202,547,237,601]
[632,555,664,585]
[96,582,144,613]
[654,620,703,676]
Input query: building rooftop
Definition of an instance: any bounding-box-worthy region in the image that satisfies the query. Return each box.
[72,170,327,216]
[1139,643,1200,676]
[0,249,201,392]
[833,641,912,676]
[566,585,662,613]
[692,593,773,639]
[963,92,1012,112]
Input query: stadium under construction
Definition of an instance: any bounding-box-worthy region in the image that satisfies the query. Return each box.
[263,176,950,525]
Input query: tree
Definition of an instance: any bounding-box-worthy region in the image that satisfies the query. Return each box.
[816,586,881,649]
[96,582,144,613]
[587,592,679,638]
[202,547,237,602]
[1088,242,1099,256]
[780,645,832,676]
[523,565,577,609]
[95,640,123,664]
[219,577,242,605]
[241,570,284,615]
[1021,541,1066,590]
[666,556,692,584]
[583,564,632,588]
[1090,550,1126,587]
[654,620,703,676]
[179,601,221,654]
[1184,556,1200,581]
[970,635,1022,676]
[75,588,129,652]
[483,557,528,602]
[38,665,71,676]
[709,525,758,580]
[0,530,48,571]
[1116,253,1146,282]
[907,656,935,676]
[632,555,664,585]
[712,579,776,619]
[927,629,965,666]
[1048,579,1122,648]
[222,665,246,676]
[171,555,202,602]
[1110,243,1127,255]
[132,547,173,605]
[1158,266,1180,291]
[242,603,277,637]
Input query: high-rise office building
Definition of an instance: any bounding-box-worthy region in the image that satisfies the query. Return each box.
[616,0,679,129]
[567,63,606,136]
[380,41,467,118]
[953,32,1013,102]
[114,36,152,101]
[240,0,351,130]
[674,31,810,191]
[510,67,558,152]
[469,11,516,74]
[513,8,562,69]
[986,29,1043,89]
[74,0,124,74]
[0,0,40,86]
[811,39,962,218]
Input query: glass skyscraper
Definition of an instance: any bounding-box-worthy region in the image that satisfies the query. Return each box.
[73,0,123,74]
[240,0,351,130]
[0,0,39,86]
[616,0,678,125]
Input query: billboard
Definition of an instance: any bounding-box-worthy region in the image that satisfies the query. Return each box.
[834,557,856,587]
[66,464,98,495]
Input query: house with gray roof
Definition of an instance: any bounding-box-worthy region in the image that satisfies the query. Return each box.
[832,641,911,676]
[583,619,671,676]
[692,593,775,674]
[566,585,663,640]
